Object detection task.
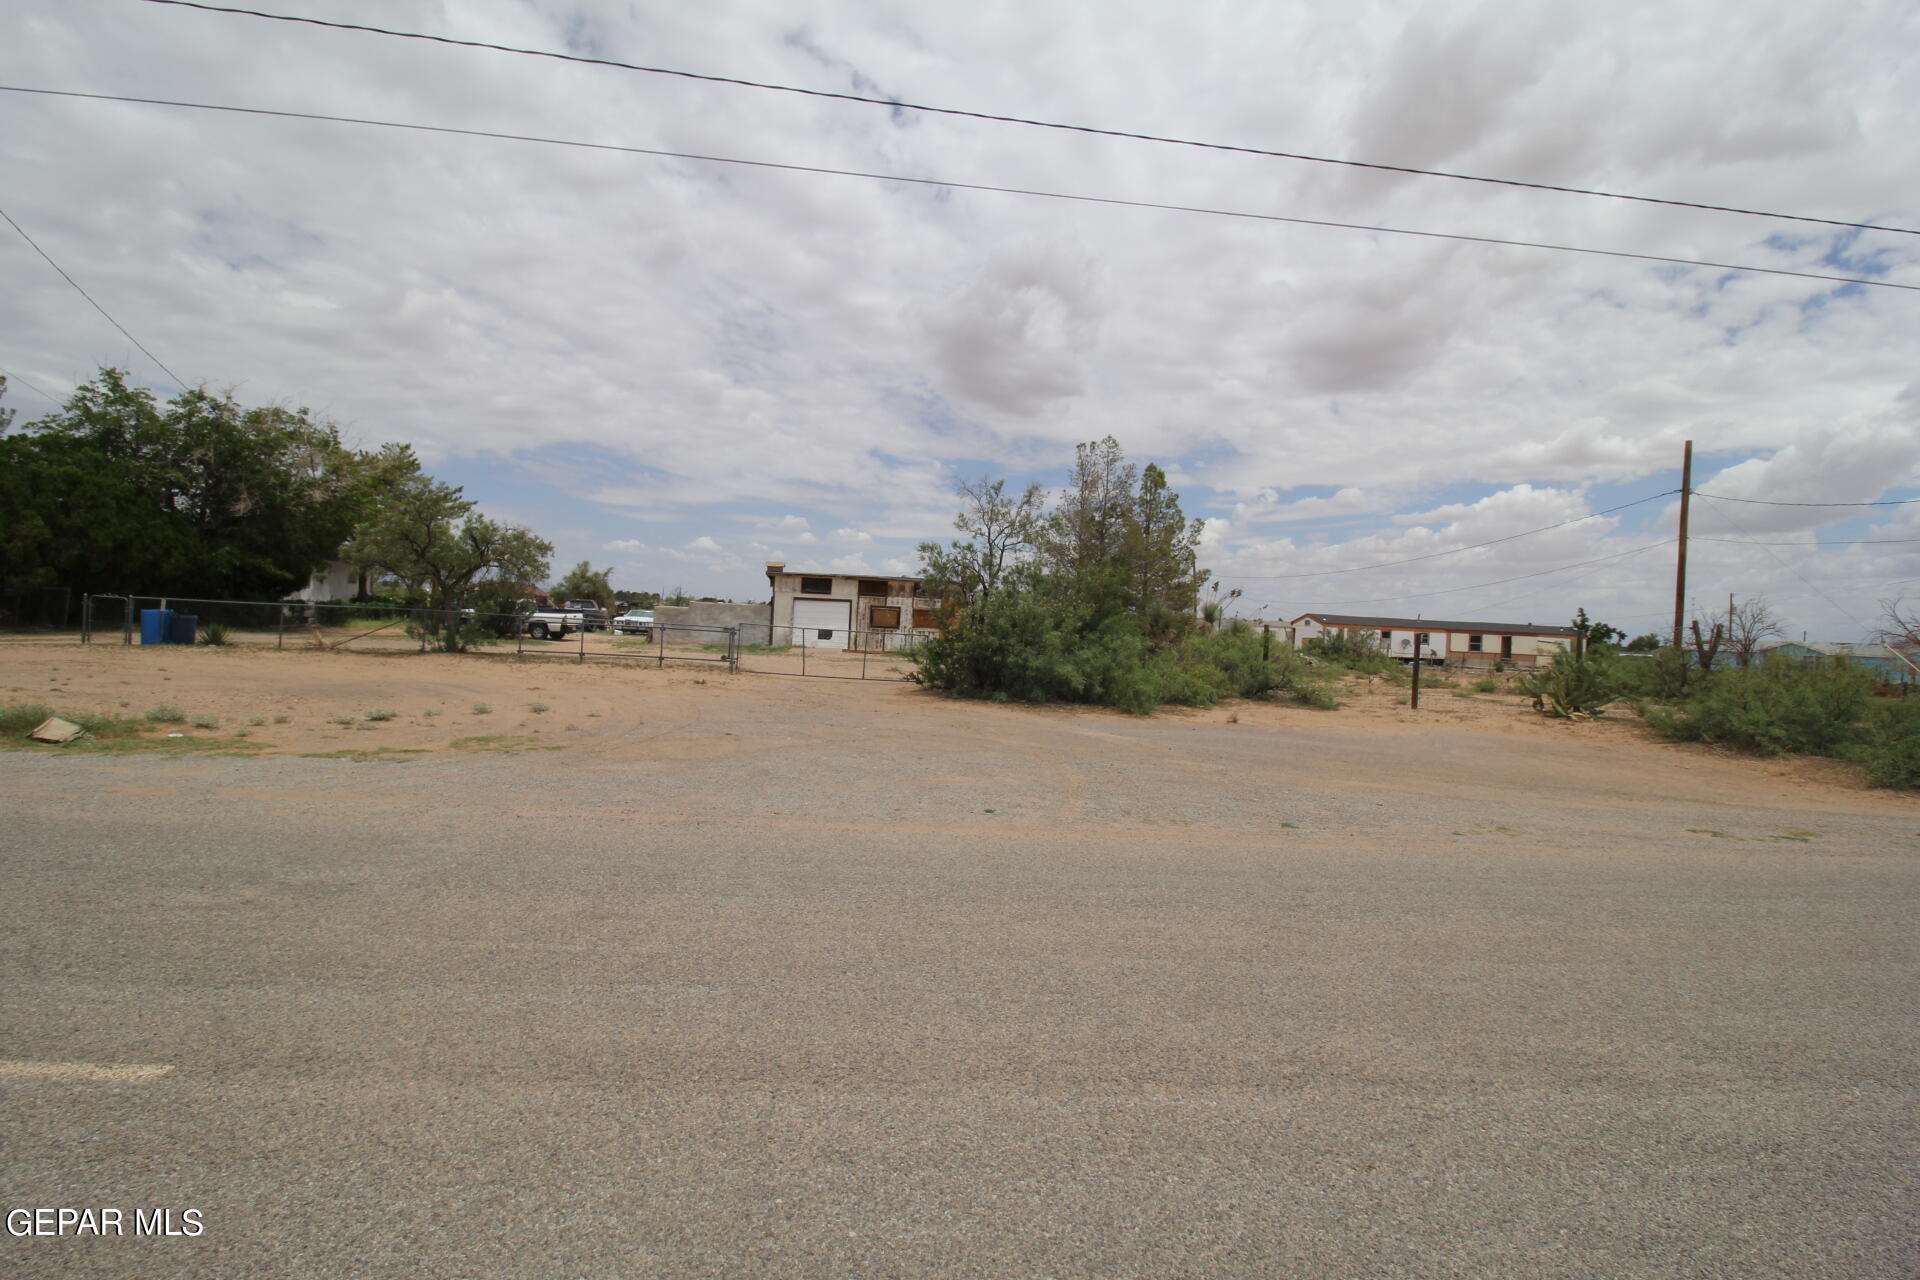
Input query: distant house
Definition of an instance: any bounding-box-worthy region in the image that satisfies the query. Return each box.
[765,561,939,650]
[1290,612,1584,667]
[286,559,360,603]
[1758,641,1919,684]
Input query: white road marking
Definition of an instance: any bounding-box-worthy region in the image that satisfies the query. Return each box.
[0,1060,175,1082]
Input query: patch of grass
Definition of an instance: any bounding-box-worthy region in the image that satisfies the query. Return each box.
[189,713,219,729]
[329,716,356,727]
[248,716,266,726]
[144,703,187,723]
[299,747,427,763]
[447,734,548,753]
[529,703,550,714]
[1423,674,1457,688]
[471,702,492,715]
[1473,678,1500,693]
[273,714,290,724]
[364,708,399,722]
[423,708,442,718]
[1450,688,1475,698]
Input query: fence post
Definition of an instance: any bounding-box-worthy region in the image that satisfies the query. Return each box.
[727,626,739,674]
[861,634,869,680]
[80,594,90,645]
[123,596,134,646]
[578,620,586,664]
[277,604,287,650]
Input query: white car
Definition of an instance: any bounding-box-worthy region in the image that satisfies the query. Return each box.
[612,609,655,637]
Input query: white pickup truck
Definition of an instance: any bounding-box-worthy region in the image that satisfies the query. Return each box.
[521,607,585,641]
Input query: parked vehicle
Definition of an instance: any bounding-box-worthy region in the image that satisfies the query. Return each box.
[562,599,610,631]
[522,607,585,640]
[612,609,655,638]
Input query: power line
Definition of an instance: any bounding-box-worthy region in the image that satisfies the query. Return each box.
[1297,540,1676,610]
[0,364,61,409]
[1694,500,1878,637]
[1694,491,1920,507]
[139,0,1920,241]
[1217,489,1678,581]
[10,84,1916,297]
[0,203,184,386]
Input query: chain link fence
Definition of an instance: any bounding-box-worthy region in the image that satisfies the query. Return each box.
[66,594,922,681]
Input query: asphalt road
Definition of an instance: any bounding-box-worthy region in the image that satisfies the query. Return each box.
[3,686,1917,1278]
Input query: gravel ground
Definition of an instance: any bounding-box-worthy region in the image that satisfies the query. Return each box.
[2,663,1916,1278]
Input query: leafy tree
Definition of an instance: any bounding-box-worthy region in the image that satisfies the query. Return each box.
[342,474,551,649]
[551,561,614,607]
[663,584,692,607]
[917,475,1043,609]
[1571,608,1625,650]
[3,368,370,599]
[1625,632,1663,652]
[915,439,1215,710]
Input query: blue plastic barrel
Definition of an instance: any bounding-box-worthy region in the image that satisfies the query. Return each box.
[140,608,174,645]
[170,614,198,645]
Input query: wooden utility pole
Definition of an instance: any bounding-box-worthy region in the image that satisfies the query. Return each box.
[1672,440,1693,648]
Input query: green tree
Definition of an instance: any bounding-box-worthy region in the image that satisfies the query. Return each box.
[1625,632,1663,652]
[915,439,1214,710]
[917,475,1044,609]
[1571,608,1625,650]
[4,368,369,599]
[551,561,614,607]
[342,474,552,649]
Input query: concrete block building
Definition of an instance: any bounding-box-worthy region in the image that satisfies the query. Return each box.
[765,561,940,650]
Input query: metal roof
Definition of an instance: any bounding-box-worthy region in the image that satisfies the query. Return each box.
[1290,611,1583,637]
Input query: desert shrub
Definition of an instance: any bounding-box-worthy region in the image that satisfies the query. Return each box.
[199,621,232,646]
[0,702,58,735]
[1641,656,1873,757]
[1518,654,1619,719]
[1472,678,1499,693]
[1614,647,1692,703]
[144,704,187,723]
[1855,696,1920,789]
[1303,629,1400,674]
[913,586,1336,713]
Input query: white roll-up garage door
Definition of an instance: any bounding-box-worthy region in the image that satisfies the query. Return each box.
[793,597,852,648]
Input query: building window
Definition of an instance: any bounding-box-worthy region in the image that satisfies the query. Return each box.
[1380,630,1392,643]
[869,605,901,629]
[799,576,832,595]
[912,607,939,629]
[1468,634,1484,652]
[858,579,889,597]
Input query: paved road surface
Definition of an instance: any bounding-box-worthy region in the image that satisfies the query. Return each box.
[3,684,1916,1277]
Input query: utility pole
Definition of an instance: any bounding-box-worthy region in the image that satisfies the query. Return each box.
[1672,440,1693,649]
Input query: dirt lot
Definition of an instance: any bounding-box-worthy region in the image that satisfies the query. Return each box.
[3,638,1916,1278]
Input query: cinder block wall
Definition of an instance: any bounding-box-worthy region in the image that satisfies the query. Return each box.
[652,602,775,645]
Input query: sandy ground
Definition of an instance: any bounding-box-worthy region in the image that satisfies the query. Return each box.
[0,636,1906,805]
[3,638,1917,1278]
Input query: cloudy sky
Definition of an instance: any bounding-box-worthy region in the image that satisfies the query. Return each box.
[5,0,1918,640]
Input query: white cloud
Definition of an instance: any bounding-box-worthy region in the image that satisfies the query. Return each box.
[5,0,1918,636]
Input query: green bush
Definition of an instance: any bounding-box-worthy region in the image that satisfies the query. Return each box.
[1641,657,1873,757]
[1851,695,1920,788]
[199,621,232,646]
[1518,654,1618,719]
[1614,647,1693,703]
[1472,678,1499,693]
[912,588,1335,713]
[1302,629,1401,675]
[144,704,187,723]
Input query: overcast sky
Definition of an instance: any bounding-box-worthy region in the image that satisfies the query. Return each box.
[5,0,1918,639]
